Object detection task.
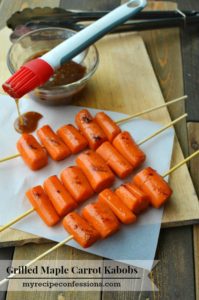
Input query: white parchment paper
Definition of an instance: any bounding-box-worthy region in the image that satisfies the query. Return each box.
[0,95,174,270]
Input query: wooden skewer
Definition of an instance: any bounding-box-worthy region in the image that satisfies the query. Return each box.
[0,208,34,233]
[25,235,73,267]
[138,113,187,146]
[0,95,187,164]
[0,153,20,163]
[116,95,187,124]
[0,235,74,287]
[162,150,199,178]
[0,114,187,234]
[0,149,199,286]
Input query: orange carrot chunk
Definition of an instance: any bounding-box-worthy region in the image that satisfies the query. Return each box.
[133,167,173,208]
[17,133,48,170]
[26,185,60,226]
[96,141,133,179]
[43,175,77,217]
[63,212,100,248]
[37,125,71,161]
[75,109,107,150]
[113,131,146,168]
[60,166,94,203]
[123,182,149,213]
[76,150,115,193]
[98,189,136,224]
[115,185,143,214]
[95,112,121,142]
[82,202,120,239]
[57,124,88,154]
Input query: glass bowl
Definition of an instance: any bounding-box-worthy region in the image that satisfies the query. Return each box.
[7,27,99,105]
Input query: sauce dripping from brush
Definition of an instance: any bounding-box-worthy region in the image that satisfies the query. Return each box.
[15,99,23,126]
[14,111,43,134]
[14,99,43,134]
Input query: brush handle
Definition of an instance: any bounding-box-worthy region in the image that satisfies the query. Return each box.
[41,0,147,69]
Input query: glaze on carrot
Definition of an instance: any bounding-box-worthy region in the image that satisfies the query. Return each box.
[63,212,100,248]
[75,109,107,150]
[43,175,77,217]
[96,141,133,179]
[98,189,136,224]
[123,182,149,213]
[133,167,173,208]
[16,134,48,170]
[26,185,60,226]
[113,131,146,168]
[60,166,94,203]
[115,185,144,214]
[37,125,71,161]
[76,150,115,193]
[95,112,121,142]
[57,124,88,154]
[82,202,120,238]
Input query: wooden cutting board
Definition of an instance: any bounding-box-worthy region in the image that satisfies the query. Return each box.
[0,14,199,246]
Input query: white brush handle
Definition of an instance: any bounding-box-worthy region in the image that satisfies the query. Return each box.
[41,0,147,69]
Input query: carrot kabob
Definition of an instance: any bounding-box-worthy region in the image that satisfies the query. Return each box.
[1,150,198,286]
[93,113,186,178]
[34,150,199,245]
[0,96,187,170]
[0,114,186,233]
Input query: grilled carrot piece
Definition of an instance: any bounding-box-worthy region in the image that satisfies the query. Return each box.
[95,112,121,142]
[76,150,115,193]
[113,131,146,168]
[133,167,173,208]
[75,109,107,150]
[124,182,149,213]
[60,166,94,203]
[82,202,120,238]
[63,212,100,248]
[16,134,48,170]
[98,189,136,224]
[57,124,88,154]
[96,141,133,179]
[43,175,77,217]
[37,125,71,161]
[115,185,143,214]
[26,185,60,226]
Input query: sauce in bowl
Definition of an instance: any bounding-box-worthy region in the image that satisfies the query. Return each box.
[27,50,86,88]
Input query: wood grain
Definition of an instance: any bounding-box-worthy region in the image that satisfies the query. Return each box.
[179,1,199,297]
[194,225,199,300]
[102,227,195,300]
[187,122,199,300]
[60,0,120,11]
[171,1,199,299]
[187,123,199,195]
[0,0,60,29]
[6,243,102,300]
[140,1,188,155]
[0,247,14,300]
[151,226,195,300]
[176,0,199,122]
[0,228,47,248]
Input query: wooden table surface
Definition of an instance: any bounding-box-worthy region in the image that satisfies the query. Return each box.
[0,0,198,299]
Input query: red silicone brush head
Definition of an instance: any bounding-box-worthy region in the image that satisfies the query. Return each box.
[2,58,54,99]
